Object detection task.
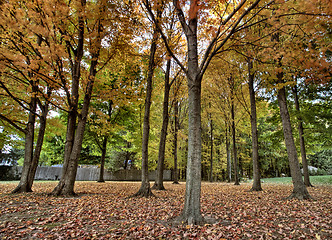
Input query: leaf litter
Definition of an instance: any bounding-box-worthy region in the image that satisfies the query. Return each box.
[0,181,331,239]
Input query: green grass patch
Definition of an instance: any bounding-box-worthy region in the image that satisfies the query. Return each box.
[0,181,19,184]
[1,176,331,185]
[261,175,332,185]
[0,180,58,184]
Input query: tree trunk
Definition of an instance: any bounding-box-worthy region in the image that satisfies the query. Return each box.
[52,6,83,195]
[277,76,311,199]
[248,58,262,191]
[133,27,159,197]
[52,77,95,195]
[226,125,232,183]
[179,77,203,224]
[51,68,81,195]
[98,137,107,183]
[231,90,240,185]
[52,108,77,195]
[173,98,179,184]
[292,85,313,187]
[52,2,103,195]
[11,34,50,193]
[11,100,36,193]
[209,116,213,182]
[98,100,112,182]
[27,103,49,189]
[177,18,204,224]
[153,59,171,190]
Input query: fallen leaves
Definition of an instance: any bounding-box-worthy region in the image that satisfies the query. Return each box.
[0,181,331,239]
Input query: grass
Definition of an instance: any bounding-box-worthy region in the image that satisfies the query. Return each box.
[1,175,332,185]
[261,175,332,185]
[0,180,59,184]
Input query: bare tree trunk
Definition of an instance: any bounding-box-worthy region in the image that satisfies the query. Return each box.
[53,73,96,195]
[277,73,311,199]
[98,137,107,183]
[98,100,112,182]
[52,108,77,195]
[177,21,204,224]
[292,85,313,187]
[11,98,37,193]
[153,59,171,190]
[179,76,203,224]
[27,102,49,189]
[248,58,262,191]
[133,27,159,197]
[51,25,83,196]
[231,88,240,185]
[53,65,97,195]
[226,125,232,183]
[209,116,213,182]
[173,99,179,184]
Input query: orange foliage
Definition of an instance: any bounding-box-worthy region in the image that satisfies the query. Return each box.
[189,0,200,20]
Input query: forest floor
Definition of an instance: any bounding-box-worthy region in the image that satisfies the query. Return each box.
[0,181,331,239]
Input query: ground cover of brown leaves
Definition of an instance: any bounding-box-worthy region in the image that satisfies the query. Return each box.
[0,181,331,239]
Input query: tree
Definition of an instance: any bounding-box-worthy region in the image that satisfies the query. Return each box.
[0,0,54,192]
[263,12,311,199]
[259,0,331,199]
[248,58,262,191]
[52,0,136,195]
[84,54,143,182]
[144,0,265,224]
[153,58,183,189]
[229,75,240,185]
[277,73,311,199]
[133,5,162,196]
[292,84,313,187]
[152,1,188,189]
[152,58,171,190]
[96,101,112,183]
[170,74,186,184]
[203,55,251,184]
[172,96,180,184]
[51,0,101,196]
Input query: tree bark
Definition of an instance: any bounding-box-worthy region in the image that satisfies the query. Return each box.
[27,102,49,189]
[248,58,262,191]
[226,124,232,183]
[98,100,112,182]
[230,83,240,185]
[153,59,171,190]
[53,65,96,195]
[277,74,311,199]
[98,137,108,183]
[11,95,37,193]
[209,116,213,182]
[172,98,179,184]
[176,15,204,224]
[133,27,159,197]
[51,18,83,196]
[292,85,313,187]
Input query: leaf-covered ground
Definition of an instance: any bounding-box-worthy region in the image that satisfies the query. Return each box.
[0,181,331,239]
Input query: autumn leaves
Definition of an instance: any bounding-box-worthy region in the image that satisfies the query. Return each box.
[0,0,331,226]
